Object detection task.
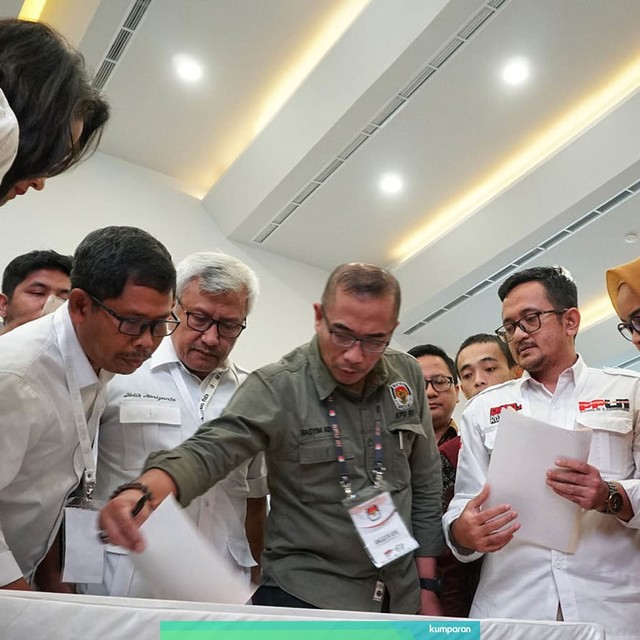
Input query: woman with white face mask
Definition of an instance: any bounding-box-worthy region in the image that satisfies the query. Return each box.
[0,18,109,206]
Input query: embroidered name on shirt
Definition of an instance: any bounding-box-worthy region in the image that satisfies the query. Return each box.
[579,398,630,412]
[489,403,522,424]
[299,425,333,437]
[122,392,177,402]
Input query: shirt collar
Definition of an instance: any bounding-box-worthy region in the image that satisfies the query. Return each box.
[56,303,113,388]
[520,353,586,389]
[437,420,458,447]
[150,335,232,377]
[307,334,390,401]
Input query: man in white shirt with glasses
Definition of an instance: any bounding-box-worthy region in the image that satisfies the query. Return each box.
[83,252,267,597]
[444,266,640,640]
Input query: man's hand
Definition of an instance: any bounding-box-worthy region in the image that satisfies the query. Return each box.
[450,484,519,553]
[98,469,177,552]
[546,458,608,511]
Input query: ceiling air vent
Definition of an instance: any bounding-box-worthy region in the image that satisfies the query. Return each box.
[253,224,279,244]
[597,189,634,213]
[337,133,370,161]
[429,37,464,68]
[458,7,495,40]
[124,0,152,29]
[404,321,426,335]
[292,181,321,205]
[92,0,153,90]
[399,65,437,100]
[539,230,571,250]
[251,1,511,247]
[314,159,344,183]
[403,175,640,335]
[565,210,601,233]
[272,203,298,225]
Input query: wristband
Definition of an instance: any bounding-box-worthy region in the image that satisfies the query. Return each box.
[109,481,153,503]
[419,577,442,596]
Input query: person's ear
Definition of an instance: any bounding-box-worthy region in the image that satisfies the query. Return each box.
[0,292,8,319]
[564,307,581,337]
[67,289,92,325]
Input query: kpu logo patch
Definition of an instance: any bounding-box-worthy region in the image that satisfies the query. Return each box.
[579,398,630,412]
[389,381,414,411]
[489,402,522,424]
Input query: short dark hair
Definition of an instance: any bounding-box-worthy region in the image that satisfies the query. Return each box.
[322,263,401,317]
[0,19,109,200]
[2,249,73,298]
[407,343,458,384]
[71,227,176,301]
[497,266,578,309]
[455,333,516,371]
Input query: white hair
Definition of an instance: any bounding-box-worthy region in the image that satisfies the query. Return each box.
[176,252,259,314]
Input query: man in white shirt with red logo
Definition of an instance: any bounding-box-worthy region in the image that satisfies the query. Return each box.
[444,266,640,640]
[84,252,267,597]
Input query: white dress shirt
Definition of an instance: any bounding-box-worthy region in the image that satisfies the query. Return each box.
[0,304,110,585]
[443,357,640,640]
[86,337,267,596]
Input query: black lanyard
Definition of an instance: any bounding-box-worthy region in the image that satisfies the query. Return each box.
[326,394,385,499]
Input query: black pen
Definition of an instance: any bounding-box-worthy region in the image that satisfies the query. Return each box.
[131,492,150,517]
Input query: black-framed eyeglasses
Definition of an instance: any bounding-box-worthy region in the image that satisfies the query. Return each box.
[617,313,640,342]
[424,376,454,392]
[90,295,180,337]
[328,328,390,353]
[495,309,567,343]
[176,299,246,339]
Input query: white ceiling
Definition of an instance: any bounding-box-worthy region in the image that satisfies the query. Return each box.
[6,0,640,370]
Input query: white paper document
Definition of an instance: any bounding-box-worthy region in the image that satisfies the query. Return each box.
[486,409,592,553]
[129,495,254,603]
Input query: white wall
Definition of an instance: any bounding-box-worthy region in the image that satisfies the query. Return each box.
[0,152,329,370]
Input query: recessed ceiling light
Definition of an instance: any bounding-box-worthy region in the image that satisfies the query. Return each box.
[174,54,203,83]
[379,173,403,195]
[502,57,530,85]
[625,232,638,244]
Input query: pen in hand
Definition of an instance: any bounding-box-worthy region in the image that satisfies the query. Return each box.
[131,492,150,517]
[97,491,151,544]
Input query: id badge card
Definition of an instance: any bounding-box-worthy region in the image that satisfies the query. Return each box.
[345,487,418,568]
[62,504,104,583]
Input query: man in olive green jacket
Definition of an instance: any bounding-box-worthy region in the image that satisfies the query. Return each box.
[100,263,444,614]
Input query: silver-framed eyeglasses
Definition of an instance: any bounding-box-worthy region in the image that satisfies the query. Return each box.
[90,295,180,337]
[495,309,567,343]
[177,298,246,339]
[424,376,454,392]
[617,313,640,341]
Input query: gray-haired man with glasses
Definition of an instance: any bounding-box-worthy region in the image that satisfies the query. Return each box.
[443,266,640,639]
[99,262,444,615]
[81,251,267,597]
[0,226,176,592]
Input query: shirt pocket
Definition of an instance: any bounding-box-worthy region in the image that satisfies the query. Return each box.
[227,537,257,568]
[118,403,182,470]
[577,413,634,477]
[384,421,426,491]
[297,436,354,503]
